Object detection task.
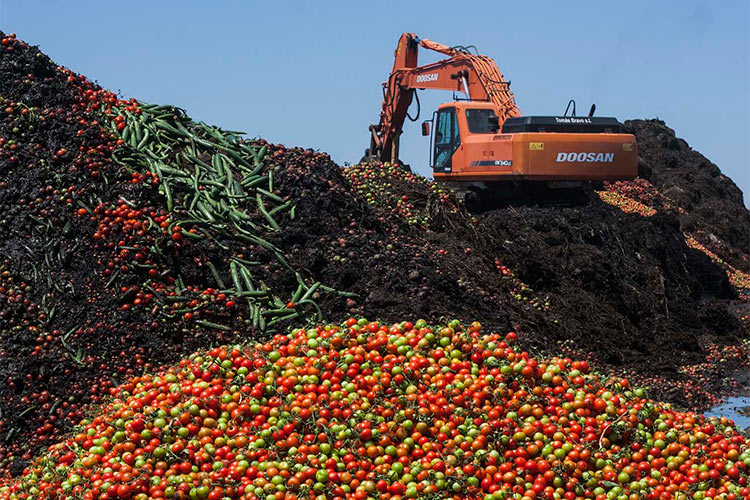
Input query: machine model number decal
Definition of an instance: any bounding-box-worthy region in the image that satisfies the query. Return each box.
[556,152,614,163]
[470,160,513,167]
[416,73,439,83]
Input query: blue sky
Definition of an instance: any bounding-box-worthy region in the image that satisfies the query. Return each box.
[1,1,748,200]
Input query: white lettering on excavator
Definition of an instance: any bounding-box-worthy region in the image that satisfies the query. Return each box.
[416,73,439,83]
[554,117,592,124]
[555,152,614,163]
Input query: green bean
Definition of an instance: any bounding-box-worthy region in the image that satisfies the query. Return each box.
[257,188,283,203]
[185,153,213,171]
[211,153,223,172]
[251,305,260,328]
[230,261,243,292]
[238,265,255,291]
[205,126,224,141]
[318,284,358,297]
[104,269,120,289]
[225,148,254,169]
[196,201,216,222]
[223,161,235,194]
[76,200,93,214]
[120,197,138,208]
[206,262,225,289]
[242,161,266,178]
[144,148,169,161]
[133,118,143,141]
[192,167,201,189]
[232,180,245,196]
[188,192,200,211]
[268,200,293,216]
[167,219,209,232]
[218,198,230,214]
[228,209,250,223]
[180,230,204,239]
[272,250,292,271]
[291,284,305,303]
[162,180,173,211]
[256,194,280,231]
[235,232,273,251]
[262,307,294,318]
[195,320,231,331]
[267,311,299,327]
[136,128,150,149]
[233,257,260,266]
[235,290,269,297]
[241,175,268,189]
[300,282,321,302]
[158,165,190,177]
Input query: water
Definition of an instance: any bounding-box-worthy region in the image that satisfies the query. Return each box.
[705,396,750,430]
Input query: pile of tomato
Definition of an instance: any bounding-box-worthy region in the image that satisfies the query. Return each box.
[595,191,656,218]
[596,179,686,218]
[601,180,681,214]
[1,318,748,500]
[343,162,456,228]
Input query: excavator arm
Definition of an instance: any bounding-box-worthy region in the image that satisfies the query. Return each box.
[368,33,520,163]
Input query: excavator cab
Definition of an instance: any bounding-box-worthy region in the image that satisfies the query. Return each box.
[425,106,501,169]
[427,102,505,174]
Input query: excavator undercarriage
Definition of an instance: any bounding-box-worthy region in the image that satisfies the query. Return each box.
[445,180,598,211]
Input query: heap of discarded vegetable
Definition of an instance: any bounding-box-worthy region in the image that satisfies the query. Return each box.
[2,319,749,500]
[0,31,351,468]
[343,162,458,229]
[104,101,344,331]
[1,31,749,476]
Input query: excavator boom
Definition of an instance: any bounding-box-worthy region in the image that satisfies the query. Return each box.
[369,33,519,164]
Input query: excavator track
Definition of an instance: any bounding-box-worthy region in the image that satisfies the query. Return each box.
[445,181,597,212]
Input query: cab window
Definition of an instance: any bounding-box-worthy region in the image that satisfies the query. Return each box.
[434,107,460,169]
[466,108,499,134]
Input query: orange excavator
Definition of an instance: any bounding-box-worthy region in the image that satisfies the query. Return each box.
[365,33,637,203]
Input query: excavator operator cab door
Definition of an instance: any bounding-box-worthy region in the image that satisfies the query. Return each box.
[432,106,460,173]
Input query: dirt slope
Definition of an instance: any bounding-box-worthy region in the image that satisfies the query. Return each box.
[0,32,748,470]
[626,119,749,269]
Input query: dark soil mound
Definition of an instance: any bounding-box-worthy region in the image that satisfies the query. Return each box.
[479,203,740,373]
[0,32,747,470]
[626,119,750,271]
